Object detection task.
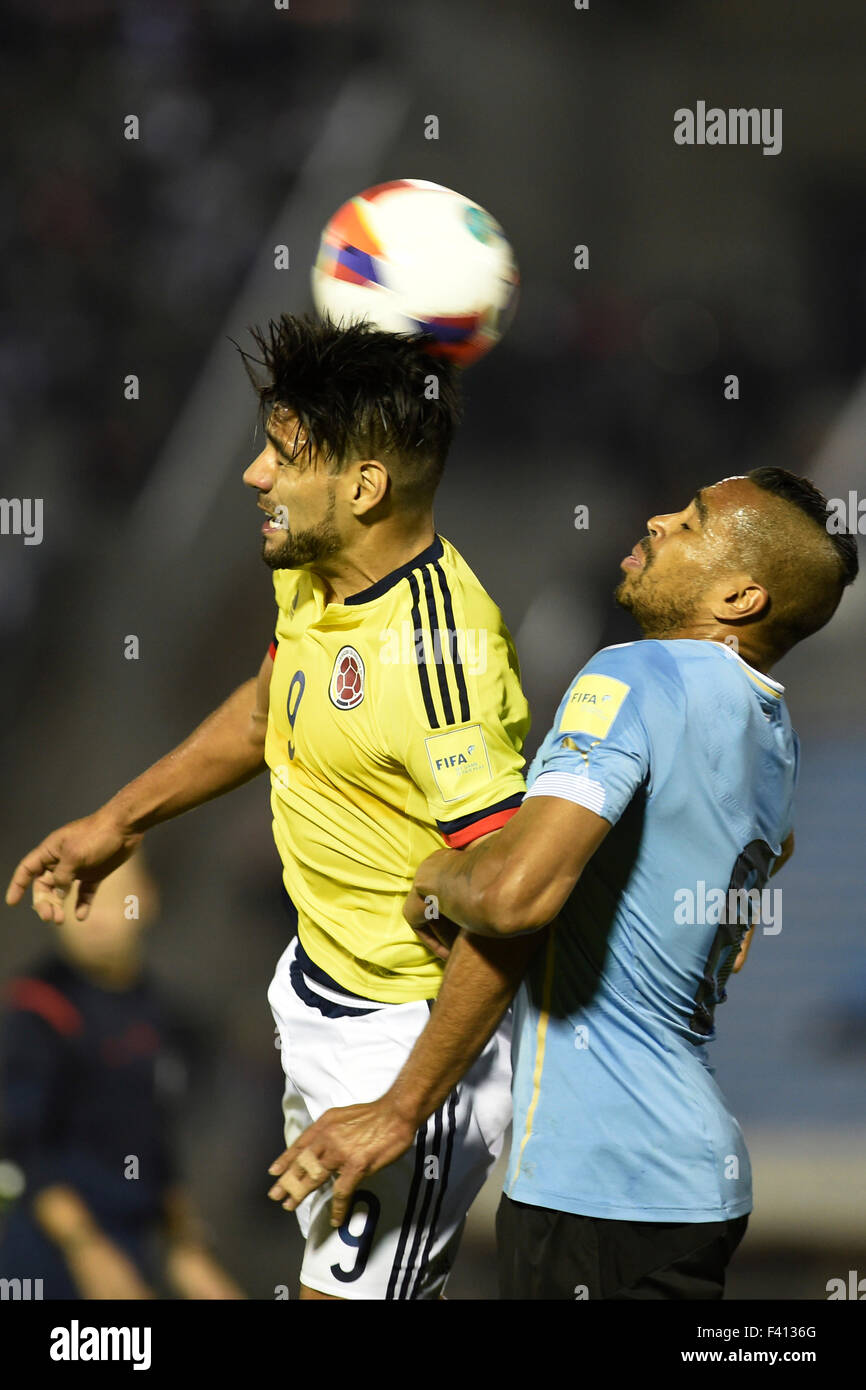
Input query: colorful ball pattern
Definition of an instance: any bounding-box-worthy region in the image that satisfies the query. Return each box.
[311,179,519,366]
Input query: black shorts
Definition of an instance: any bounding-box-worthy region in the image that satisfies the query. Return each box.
[496,1194,749,1300]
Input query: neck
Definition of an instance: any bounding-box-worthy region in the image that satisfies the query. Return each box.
[315,517,436,605]
[640,623,774,675]
[72,954,141,991]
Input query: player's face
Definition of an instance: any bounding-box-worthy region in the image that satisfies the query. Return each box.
[616,477,757,634]
[57,863,155,976]
[243,411,343,570]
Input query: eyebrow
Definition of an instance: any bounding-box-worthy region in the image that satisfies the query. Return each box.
[693,490,708,526]
[266,428,293,462]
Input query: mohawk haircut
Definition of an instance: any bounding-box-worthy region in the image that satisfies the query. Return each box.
[237,313,462,503]
[742,466,859,656]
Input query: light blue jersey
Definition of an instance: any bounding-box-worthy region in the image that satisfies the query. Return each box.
[506,639,799,1223]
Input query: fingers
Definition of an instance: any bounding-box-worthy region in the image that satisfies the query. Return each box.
[411,925,452,961]
[267,1149,292,1178]
[267,1145,333,1211]
[266,1146,364,1230]
[6,843,61,908]
[73,879,101,921]
[329,1168,364,1229]
[32,873,73,926]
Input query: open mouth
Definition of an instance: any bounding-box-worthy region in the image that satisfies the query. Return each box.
[258,505,286,534]
[621,542,646,572]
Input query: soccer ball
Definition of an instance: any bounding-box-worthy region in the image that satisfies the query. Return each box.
[311,178,519,366]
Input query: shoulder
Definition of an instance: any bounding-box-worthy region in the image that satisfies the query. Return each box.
[436,536,505,619]
[3,959,84,1037]
[575,640,688,703]
[552,642,700,746]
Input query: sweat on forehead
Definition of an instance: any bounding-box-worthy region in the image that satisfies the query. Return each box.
[267,409,313,457]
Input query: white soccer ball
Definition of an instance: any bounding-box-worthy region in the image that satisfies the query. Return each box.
[311,178,519,366]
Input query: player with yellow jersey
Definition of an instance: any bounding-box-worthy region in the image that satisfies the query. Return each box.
[8,315,529,1301]
[263,531,528,1297]
[265,535,527,1003]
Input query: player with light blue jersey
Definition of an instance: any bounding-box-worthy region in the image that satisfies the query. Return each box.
[264,467,857,1301]
[507,636,798,1226]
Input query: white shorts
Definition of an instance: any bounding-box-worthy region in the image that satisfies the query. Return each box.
[267,935,512,1300]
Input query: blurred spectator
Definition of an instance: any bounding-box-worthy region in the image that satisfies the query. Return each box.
[0,854,244,1298]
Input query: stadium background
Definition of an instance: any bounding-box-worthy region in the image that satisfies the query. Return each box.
[1,0,864,1299]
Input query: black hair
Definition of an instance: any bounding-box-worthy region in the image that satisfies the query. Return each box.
[747,466,859,587]
[236,313,462,501]
[737,466,859,658]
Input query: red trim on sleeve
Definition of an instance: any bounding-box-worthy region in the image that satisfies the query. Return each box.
[267,639,278,660]
[441,805,520,849]
[4,979,84,1037]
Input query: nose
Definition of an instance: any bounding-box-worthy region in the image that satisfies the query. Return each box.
[645,513,669,539]
[243,447,273,492]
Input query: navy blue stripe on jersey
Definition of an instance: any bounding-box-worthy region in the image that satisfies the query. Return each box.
[344,536,444,606]
[289,955,378,1019]
[386,1123,428,1300]
[295,939,377,1002]
[436,792,524,839]
[413,1087,459,1298]
[407,571,440,728]
[421,564,455,725]
[400,1102,445,1298]
[433,560,471,723]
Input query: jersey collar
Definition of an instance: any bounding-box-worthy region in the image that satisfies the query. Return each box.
[713,640,785,697]
[341,535,444,606]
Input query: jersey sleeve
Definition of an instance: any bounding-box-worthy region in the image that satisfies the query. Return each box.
[525,647,657,827]
[387,623,530,848]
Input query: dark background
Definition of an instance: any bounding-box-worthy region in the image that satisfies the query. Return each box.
[1,0,864,1299]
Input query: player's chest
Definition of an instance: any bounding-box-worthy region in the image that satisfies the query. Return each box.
[267,625,379,774]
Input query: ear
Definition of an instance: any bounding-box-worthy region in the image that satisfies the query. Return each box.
[349,459,390,516]
[708,574,769,624]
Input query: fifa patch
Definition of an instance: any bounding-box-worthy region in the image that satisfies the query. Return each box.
[558,674,630,739]
[425,724,492,802]
[329,646,365,710]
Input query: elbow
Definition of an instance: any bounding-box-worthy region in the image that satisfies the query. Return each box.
[475,869,559,936]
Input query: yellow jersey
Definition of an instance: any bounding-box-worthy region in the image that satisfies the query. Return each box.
[264,534,529,1002]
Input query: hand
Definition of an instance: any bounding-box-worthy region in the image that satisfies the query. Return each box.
[402,886,460,961]
[267,1098,417,1228]
[6,809,143,923]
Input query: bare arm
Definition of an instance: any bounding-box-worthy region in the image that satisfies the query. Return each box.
[267,798,609,1223]
[33,1186,155,1299]
[6,652,273,922]
[161,1186,245,1300]
[414,795,613,936]
[268,925,542,1227]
